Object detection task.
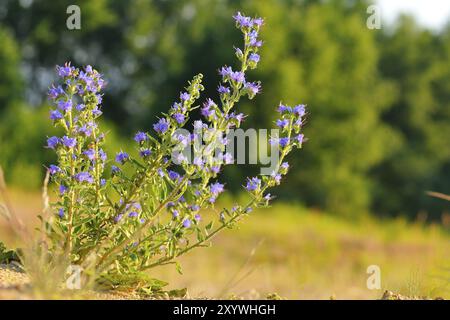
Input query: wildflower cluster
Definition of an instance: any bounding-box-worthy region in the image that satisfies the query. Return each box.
[243,103,306,208]
[47,63,107,253]
[45,12,307,280]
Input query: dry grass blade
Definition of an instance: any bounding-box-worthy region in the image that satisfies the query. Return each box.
[217,239,264,298]
[39,170,54,242]
[0,166,6,191]
[42,170,51,217]
[426,191,450,202]
[0,166,27,236]
[0,166,11,220]
[0,203,11,220]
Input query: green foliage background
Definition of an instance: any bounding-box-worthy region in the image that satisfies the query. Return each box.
[0,0,448,219]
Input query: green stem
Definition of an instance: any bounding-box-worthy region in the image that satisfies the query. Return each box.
[65,96,76,254]
[95,175,190,272]
[140,121,294,271]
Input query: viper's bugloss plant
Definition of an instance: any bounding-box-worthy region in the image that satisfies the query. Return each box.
[44,12,307,282]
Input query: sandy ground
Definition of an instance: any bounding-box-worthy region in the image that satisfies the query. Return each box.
[0,264,143,300]
[0,264,29,299]
[0,264,443,300]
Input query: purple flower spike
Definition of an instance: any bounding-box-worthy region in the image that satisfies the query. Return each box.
[99,149,107,161]
[182,219,191,228]
[233,12,253,28]
[50,109,63,121]
[48,85,64,99]
[92,106,102,117]
[62,136,77,148]
[74,172,94,183]
[253,17,264,27]
[249,53,260,63]
[153,118,169,134]
[172,113,185,124]
[134,131,148,143]
[84,149,96,161]
[59,184,68,195]
[279,137,290,147]
[276,119,289,129]
[115,151,129,164]
[218,85,230,95]
[244,81,261,96]
[49,165,61,175]
[76,104,85,112]
[128,211,139,218]
[245,177,261,192]
[271,172,282,184]
[193,157,204,167]
[230,71,245,83]
[211,165,221,174]
[277,104,292,113]
[139,149,152,158]
[56,62,74,78]
[180,92,190,101]
[223,153,233,164]
[78,124,92,136]
[57,100,72,112]
[111,165,120,174]
[115,214,124,223]
[201,105,215,119]
[210,182,225,195]
[168,170,180,181]
[219,66,233,78]
[293,104,306,117]
[46,136,59,149]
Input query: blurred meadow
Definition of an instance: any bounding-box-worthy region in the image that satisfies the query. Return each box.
[0,0,449,299]
[1,189,448,299]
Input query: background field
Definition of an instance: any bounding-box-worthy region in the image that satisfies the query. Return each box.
[1,189,448,299]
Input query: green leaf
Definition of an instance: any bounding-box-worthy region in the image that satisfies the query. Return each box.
[205,221,214,231]
[0,241,20,264]
[175,261,183,275]
[168,287,188,298]
[196,230,205,242]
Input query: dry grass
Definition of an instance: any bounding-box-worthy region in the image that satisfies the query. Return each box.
[0,189,449,300]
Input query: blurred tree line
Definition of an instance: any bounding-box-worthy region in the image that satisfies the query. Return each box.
[0,0,448,220]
